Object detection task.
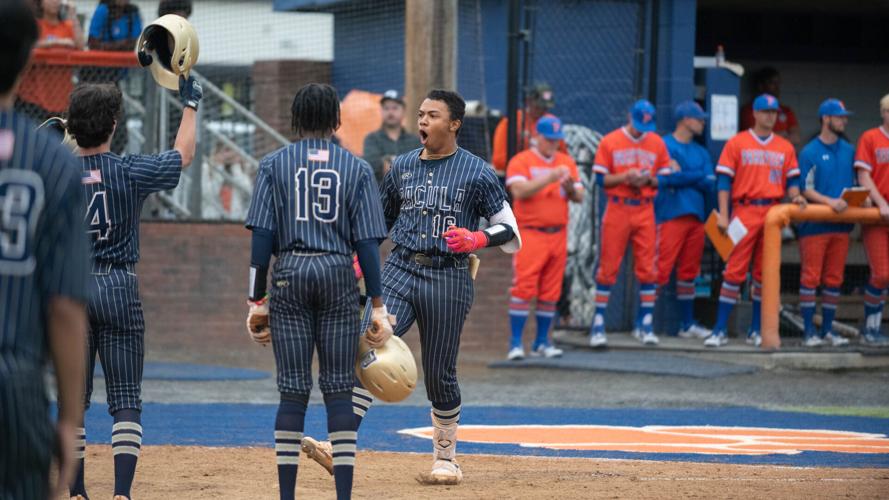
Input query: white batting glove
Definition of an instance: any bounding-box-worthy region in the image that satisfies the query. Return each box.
[365,305,396,348]
[246,295,271,346]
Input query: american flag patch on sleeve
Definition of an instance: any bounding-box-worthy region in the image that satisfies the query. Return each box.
[307,149,330,162]
[82,169,102,184]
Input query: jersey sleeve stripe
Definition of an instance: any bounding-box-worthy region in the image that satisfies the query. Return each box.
[715,165,735,177]
[854,160,873,171]
[505,175,528,186]
[657,167,673,176]
[593,164,609,175]
[786,168,801,178]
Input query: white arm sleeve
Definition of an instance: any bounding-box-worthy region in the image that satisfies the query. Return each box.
[488,201,521,253]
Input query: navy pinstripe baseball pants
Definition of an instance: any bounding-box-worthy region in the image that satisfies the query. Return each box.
[363,247,474,403]
[85,263,145,414]
[270,252,361,396]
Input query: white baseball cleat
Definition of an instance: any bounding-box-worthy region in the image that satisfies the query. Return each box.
[823,331,850,347]
[746,331,762,347]
[530,344,563,358]
[803,335,824,348]
[588,331,608,347]
[428,459,463,484]
[704,331,728,347]
[507,346,525,361]
[633,328,660,345]
[678,323,712,339]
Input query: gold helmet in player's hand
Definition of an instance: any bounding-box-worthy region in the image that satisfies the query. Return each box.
[135,14,199,90]
[355,335,417,403]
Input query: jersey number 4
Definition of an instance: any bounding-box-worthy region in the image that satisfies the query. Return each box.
[85,191,112,240]
[295,168,340,223]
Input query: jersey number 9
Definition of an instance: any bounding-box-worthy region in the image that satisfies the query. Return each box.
[295,168,340,223]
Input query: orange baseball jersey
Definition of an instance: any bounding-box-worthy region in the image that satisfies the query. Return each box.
[593,127,671,199]
[716,130,799,201]
[506,148,581,227]
[854,126,889,197]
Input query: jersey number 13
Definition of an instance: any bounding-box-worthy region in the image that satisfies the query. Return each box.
[295,168,340,223]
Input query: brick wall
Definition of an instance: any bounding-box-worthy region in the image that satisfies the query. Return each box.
[137,222,513,361]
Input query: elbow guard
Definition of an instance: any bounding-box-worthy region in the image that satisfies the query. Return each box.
[483,223,515,247]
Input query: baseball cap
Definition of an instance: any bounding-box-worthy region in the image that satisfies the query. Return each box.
[527,83,555,109]
[674,100,708,121]
[818,98,852,118]
[536,116,565,140]
[630,99,657,133]
[380,89,405,105]
[753,93,780,111]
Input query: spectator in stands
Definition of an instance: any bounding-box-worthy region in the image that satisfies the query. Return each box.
[158,0,192,18]
[491,83,567,173]
[362,90,421,183]
[87,0,141,52]
[741,67,801,147]
[15,0,85,122]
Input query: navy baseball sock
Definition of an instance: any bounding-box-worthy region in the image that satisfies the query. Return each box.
[800,286,817,335]
[821,287,840,336]
[636,283,656,332]
[275,393,308,500]
[591,285,610,333]
[325,391,357,500]
[864,283,884,333]
[750,280,762,334]
[111,409,142,499]
[676,280,696,330]
[533,300,557,349]
[713,281,741,333]
[69,425,87,498]
[351,382,373,429]
[508,296,530,348]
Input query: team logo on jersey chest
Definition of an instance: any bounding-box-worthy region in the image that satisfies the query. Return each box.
[400,184,466,212]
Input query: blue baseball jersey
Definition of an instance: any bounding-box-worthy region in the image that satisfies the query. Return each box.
[797,137,856,237]
[81,151,182,263]
[382,147,507,255]
[0,110,89,369]
[655,135,715,224]
[245,138,387,254]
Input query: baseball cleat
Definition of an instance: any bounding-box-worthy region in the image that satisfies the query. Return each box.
[530,344,563,358]
[862,331,889,346]
[678,323,711,339]
[632,328,660,346]
[803,335,824,348]
[823,331,850,347]
[301,436,333,475]
[507,346,525,361]
[746,331,762,347]
[417,459,463,485]
[588,331,608,348]
[703,331,728,347]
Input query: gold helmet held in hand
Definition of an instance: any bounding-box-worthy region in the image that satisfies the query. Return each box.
[135,14,199,90]
[355,335,417,403]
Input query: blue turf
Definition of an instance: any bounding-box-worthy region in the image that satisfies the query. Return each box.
[93,362,269,381]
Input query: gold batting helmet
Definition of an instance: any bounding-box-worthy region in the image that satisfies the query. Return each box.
[135,14,199,90]
[355,335,417,403]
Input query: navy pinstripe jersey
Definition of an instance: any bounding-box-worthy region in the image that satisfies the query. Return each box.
[0,110,90,368]
[245,138,387,255]
[80,151,182,263]
[382,147,507,255]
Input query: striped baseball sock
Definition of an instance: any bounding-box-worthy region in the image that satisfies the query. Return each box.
[275,394,308,500]
[351,383,373,429]
[431,399,461,462]
[750,280,762,334]
[69,426,87,498]
[592,285,610,333]
[821,287,840,336]
[325,391,357,500]
[533,300,557,349]
[676,280,696,330]
[864,283,884,334]
[508,296,531,349]
[713,280,742,333]
[636,283,657,332]
[799,286,817,336]
[111,409,142,499]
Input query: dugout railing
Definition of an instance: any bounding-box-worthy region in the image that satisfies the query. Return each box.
[762,204,884,349]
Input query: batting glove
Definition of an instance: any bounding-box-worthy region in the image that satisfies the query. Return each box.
[246,295,271,345]
[365,305,396,348]
[178,75,203,111]
[352,254,363,280]
[442,225,488,253]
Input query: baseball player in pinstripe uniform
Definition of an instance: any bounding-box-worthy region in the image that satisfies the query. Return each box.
[65,77,201,500]
[0,2,90,498]
[302,89,520,484]
[244,83,390,500]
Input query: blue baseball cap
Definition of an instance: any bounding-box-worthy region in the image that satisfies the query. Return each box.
[753,93,780,111]
[630,99,657,132]
[536,116,564,140]
[674,100,708,122]
[818,98,853,118]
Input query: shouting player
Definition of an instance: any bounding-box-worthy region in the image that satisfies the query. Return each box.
[67,75,201,500]
[705,94,804,348]
[854,93,889,346]
[591,99,671,347]
[244,83,389,500]
[505,116,583,360]
[0,2,90,498]
[656,101,715,339]
[797,99,854,347]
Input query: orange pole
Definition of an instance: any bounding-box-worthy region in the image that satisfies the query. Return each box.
[31,49,139,68]
[761,205,884,349]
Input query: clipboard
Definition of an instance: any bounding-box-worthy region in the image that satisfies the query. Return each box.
[705,210,734,262]
[841,187,870,207]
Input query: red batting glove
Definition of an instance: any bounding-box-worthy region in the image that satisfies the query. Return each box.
[352,255,363,280]
[442,225,488,253]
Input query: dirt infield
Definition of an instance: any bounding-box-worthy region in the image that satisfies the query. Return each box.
[66,445,889,499]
